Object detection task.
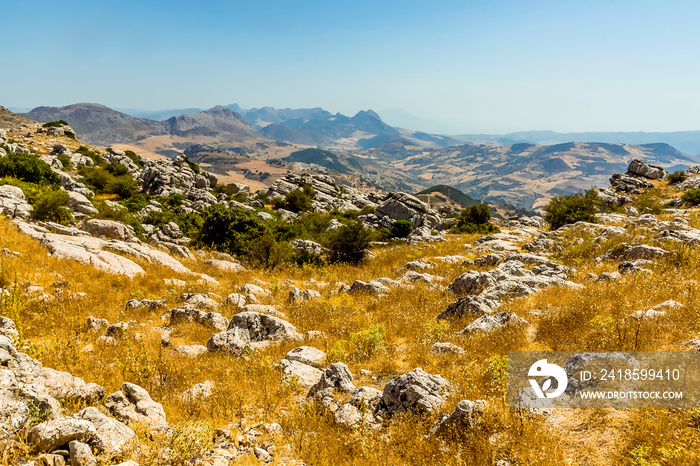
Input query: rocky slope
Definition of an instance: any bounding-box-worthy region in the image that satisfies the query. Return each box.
[22,104,259,147]
[4,132,700,464]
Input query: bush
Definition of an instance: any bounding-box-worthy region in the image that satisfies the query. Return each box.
[326,220,371,265]
[0,153,60,185]
[451,203,499,234]
[42,120,68,128]
[31,190,73,225]
[197,205,288,268]
[667,170,687,184]
[106,161,129,176]
[276,184,315,213]
[329,324,386,362]
[184,156,200,174]
[543,189,600,230]
[75,146,104,166]
[120,194,150,212]
[57,154,72,169]
[109,177,139,199]
[124,150,144,169]
[95,202,145,238]
[390,220,413,238]
[681,188,700,206]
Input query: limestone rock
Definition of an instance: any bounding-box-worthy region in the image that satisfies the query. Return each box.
[433,400,486,437]
[308,363,356,397]
[459,311,529,335]
[379,368,452,415]
[80,219,133,241]
[27,417,97,453]
[104,382,167,429]
[284,346,326,368]
[73,407,136,456]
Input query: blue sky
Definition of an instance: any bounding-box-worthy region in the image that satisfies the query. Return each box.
[2,0,699,133]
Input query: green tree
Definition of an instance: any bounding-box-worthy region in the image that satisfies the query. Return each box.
[451,203,499,234]
[543,188,600,230]
[197,205,288,267]
[326,220,371,265]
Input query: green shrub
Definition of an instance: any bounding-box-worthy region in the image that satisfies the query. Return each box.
[42,120,68,128]
[667,170,687,184]
[57,154,72,169]
[109,177,139,199]
[330,324,386,362]
[75,146,104,166]
[79,167,112,192]
[31,190,73,225]
[64,131,76,139]
[184,156,200,174]
[450,203,499,234]
[120,194,150,212]
[197,205,289,267]
[326,220,371,265]
[144,209,203,239]
[390,219,413,238]
[95,202,145,238]
[681,188,700,206]
[105,162,129,176]
[275,184,315,213]
[636,193,664,214]
[543,188,600,230]
[124,150,144,168]
[0,153,60,185]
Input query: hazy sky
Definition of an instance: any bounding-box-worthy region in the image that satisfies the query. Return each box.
[2,0,700,134]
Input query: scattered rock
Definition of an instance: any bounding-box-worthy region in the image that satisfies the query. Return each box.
[104,382,167,428]
[429,342,466,355]
[308,363,356,397]
[433,400,486,437]
[378,368,452,415]
[459,311,529,335]
[284,346,326,368]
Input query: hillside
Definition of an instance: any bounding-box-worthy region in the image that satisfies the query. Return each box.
[0,105,36,130]
[365,141,699,209]
[22,104,260,150]
[23,103,169,145]
[415,185,480,208]
[4,109,700,464]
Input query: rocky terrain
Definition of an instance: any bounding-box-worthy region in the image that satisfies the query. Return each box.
[22,103,700,211]
[4,107,700,465]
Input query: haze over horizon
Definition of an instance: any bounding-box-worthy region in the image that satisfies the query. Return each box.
[3,0,700,134]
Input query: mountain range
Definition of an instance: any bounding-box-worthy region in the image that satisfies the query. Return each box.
[16,103,700,209]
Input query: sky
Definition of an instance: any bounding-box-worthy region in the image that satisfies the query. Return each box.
[2,0,700,134]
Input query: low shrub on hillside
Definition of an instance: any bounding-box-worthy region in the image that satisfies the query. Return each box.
[196,205,289,268]
[450,203,499,234]
[78,165,139,199]
[124,150,144,169]
[543,188,599,230]
[682,188,700,206]
[667,170,687,184]
[42,120,68,128]
[31,190,73,225]
[390,219,413,238]
[329,323,387,362]
[75,146,105,166]
[274,184,316,213]
[0,153,60,185]
[95,201,145,238]
[326,220,371,265]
